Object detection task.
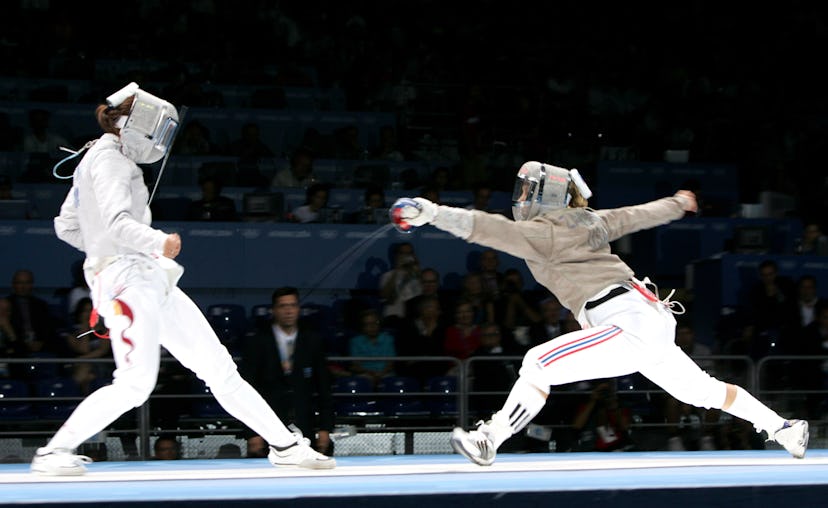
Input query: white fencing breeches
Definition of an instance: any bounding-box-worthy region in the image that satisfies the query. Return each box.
[47,255,293,451]
[519,286,727,411]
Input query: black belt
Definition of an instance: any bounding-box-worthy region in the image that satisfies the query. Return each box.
[584,286,629,310]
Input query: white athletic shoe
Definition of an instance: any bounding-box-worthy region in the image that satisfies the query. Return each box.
[30,447,92,476]
[773,419,809,459]
[451,422,497,466]
[268,440,336,469]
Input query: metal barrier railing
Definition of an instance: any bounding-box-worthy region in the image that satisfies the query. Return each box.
[5,353,817,458]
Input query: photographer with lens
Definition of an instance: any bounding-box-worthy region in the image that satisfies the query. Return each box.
[379,242,422,331]
[570,380,634,452]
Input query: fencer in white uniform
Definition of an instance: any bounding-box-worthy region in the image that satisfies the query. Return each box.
[391,161,809,465]
[32,83,334,475]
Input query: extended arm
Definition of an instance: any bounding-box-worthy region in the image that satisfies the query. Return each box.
[391,197,549,262]
[596,191,697,242]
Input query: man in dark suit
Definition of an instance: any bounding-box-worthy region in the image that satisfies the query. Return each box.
[239,287,334,457]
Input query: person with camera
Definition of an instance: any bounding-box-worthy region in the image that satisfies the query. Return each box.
[571,380,634,452]
[496,268,541,347]
[379,242,422,331]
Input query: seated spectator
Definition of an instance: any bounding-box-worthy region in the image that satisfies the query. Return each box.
[246,435,268,458]
[23,108,69,158]
[477,249,503,302]
[371,124,405,161]
[152,436,181,460]
[173,120,215,155]
[333,124,366,160]
[744,259,798,359]
[496,268,541,343]
[62,297,112,395]
[443,299,482,361]
[347,185,387,224]
[528,295,566,350]
[469,322,519,415]
[465,182,505,215]
[289,183,331,223]
[571,380,635,452]
[405,267,453,326]
[458,272,495,325]
[794,275,827,330]
[395,295,448,383]
[379,242,422,329]
[188,176,239,221]
[798,222,828,255]
[224,122,274,160]
[216,443,242,459]
[349,309,397,386]
[271,147,315,188]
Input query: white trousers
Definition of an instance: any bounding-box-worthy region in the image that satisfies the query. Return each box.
[47,255,293,451]
[521,285,727,410]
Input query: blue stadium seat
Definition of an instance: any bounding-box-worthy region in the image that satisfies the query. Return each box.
[35,377,81,420]
[249,303,272,331]
[332,376,381,417]
[0,379,34,419]
[206,303,248,354]
[426,375,459,417]
[377,376,429,417]
[190,378,231,419]
[20,352,60,381]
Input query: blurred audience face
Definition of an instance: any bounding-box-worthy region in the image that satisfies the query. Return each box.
[11,270,34,297]
[291,151,313,180]
[247,436,268,458]
[479,250,499,274]
[454,302,475,327]
[360,311,381,338]
[480,323,501,349]
[419,269,440,296]
[541,297,563,324]
[273,293,300,330]
[153,438,179,460]
[419,298,441,322]
[798,277,817,303]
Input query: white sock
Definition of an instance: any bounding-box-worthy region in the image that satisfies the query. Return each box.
[489,377,548,449]
[723,386,786,436]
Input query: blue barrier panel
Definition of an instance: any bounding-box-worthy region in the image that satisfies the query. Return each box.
[0,221,538,295]
[593,160,740,213]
